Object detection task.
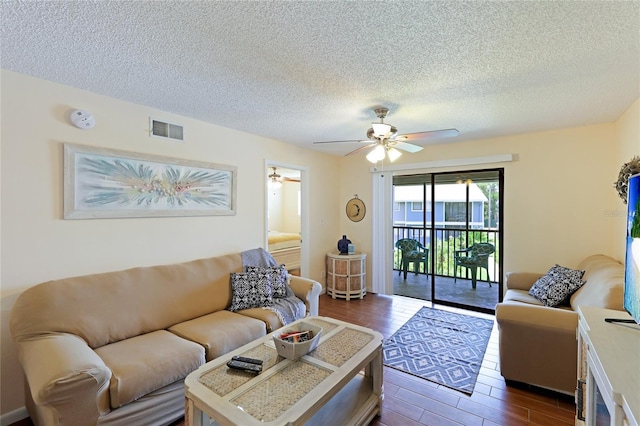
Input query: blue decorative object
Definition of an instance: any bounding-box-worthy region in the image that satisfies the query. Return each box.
[337,235,351,254]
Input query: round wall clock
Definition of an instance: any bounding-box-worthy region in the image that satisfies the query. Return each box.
[346,196,366,222]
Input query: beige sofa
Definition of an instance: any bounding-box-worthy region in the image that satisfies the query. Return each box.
[10,252,322,426]
[495,254,624,394]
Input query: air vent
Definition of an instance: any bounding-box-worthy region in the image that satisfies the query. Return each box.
[150,118,184,142]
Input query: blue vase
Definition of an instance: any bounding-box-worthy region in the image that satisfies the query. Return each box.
[337,235,351,254]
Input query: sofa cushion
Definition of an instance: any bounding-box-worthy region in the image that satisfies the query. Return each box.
[245,265,289,298]
[237,307,283,333]
[529,265,585,307]
[168,310,267,361]
[503,289,545,306]
[237,291,306,331]
[570,254,624,310]
[229,271,273,311]
[95,330,204,409]
[503,289,573,311]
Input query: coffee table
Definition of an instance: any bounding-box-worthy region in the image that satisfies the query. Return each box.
[184,316,383,426]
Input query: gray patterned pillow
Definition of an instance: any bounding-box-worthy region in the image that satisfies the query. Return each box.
[528,264,585,307]
[229,271,273,312]
[245,265,289,298]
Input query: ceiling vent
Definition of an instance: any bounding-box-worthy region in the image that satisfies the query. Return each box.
[150,118,184,142]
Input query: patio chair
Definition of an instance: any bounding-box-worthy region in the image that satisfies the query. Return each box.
[395,238,429,280]
[454,242,495,289]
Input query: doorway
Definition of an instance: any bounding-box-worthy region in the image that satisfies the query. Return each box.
[392,169,503,313]
[265,164,305,276]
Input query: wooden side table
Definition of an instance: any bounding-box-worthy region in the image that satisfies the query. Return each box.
[326,252,366,300]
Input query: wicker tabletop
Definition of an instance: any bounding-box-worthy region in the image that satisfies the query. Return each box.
[185,316,383,426]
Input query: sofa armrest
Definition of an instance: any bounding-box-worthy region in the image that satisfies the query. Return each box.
[504,272,544,291]
[495,302,578,394]
[16,333,112,426]
[289,276,322,316]
[496,302,577,330]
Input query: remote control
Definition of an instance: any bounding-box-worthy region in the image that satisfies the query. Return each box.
[227,359,262,374]
[232,356,263,365]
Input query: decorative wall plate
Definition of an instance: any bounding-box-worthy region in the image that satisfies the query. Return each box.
[346,196,366,222]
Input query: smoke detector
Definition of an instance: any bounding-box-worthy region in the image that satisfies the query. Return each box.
[70,110,95,129]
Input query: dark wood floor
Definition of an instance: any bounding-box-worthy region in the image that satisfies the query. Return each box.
[320,293,576,426]
[11,293,576,426]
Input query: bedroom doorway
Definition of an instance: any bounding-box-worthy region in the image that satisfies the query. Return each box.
[265,164,305,276]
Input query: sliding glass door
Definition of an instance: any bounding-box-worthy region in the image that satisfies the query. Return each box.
[393,169,503,313]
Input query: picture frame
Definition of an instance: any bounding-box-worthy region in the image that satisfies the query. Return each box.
[64,143,237,219]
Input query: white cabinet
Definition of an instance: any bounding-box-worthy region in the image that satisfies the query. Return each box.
[326,252,366,300]
[576,306,639,426]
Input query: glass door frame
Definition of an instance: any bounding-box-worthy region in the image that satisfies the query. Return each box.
[393,168,504,314]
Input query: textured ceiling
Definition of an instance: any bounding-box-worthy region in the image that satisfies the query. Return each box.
[2,1,639,156]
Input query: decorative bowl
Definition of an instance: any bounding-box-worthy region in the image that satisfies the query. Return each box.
[273,321,322,360]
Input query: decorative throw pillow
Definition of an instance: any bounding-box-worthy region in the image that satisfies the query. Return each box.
[245,265,289,298]
[528,264,586,307]
[229,271,273,312]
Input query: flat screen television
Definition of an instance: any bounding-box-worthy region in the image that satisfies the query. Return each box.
[624,172,640,324]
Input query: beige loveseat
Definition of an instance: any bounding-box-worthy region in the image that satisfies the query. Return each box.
[10,251,322,426]
[495,254,624,394]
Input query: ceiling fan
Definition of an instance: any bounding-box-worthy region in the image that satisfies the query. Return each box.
[313,107,459,163]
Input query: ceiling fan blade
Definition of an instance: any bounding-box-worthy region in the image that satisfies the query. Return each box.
[346,143,376,156]
[392,141,424,153]
[395,128,459,142]
[312,139,367,145]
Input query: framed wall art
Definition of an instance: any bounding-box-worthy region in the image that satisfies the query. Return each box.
[64,143,237,219]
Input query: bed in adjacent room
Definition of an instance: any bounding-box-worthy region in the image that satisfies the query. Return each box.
[268,231,301,272]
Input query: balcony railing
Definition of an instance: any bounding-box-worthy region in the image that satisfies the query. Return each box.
[393,225,500,283]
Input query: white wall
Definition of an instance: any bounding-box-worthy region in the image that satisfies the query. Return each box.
[267,180,301,234]
[614,99,640,259]
[0,70,341,416]
[282,180,301,234]
[339,101,639,289]
[267,185,284,230]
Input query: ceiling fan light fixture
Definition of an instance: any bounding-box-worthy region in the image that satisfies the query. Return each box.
[268,167,282,188]
[387,147,402,162]
[366,145,386,163]
[372,122,391,139]
[312,106,459,163]
[270,179,282,189]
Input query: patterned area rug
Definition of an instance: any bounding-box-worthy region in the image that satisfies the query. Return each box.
[383,307,494,394]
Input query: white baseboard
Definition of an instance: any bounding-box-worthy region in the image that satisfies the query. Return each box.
[0,406,28,426]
